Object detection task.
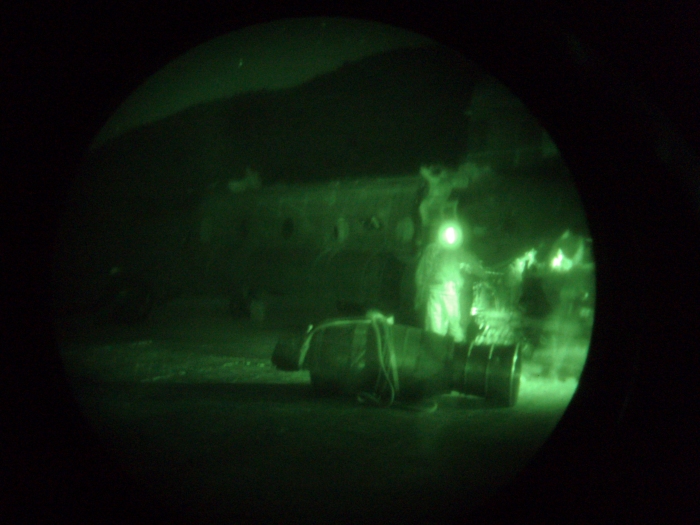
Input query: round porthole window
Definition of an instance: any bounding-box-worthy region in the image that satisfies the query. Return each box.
[334,217,350,243]
[395,216,415,243]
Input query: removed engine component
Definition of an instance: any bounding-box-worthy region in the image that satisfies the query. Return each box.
[272,314,521,407]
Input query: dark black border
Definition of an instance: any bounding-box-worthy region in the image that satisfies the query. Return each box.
[4,2,700,523]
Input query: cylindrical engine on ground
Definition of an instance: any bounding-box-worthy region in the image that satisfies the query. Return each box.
[272,316,521,407]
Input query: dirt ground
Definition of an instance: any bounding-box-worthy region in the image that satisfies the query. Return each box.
[57,296,583,524]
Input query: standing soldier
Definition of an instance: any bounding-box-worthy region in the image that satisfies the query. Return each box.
[415,220,486,342]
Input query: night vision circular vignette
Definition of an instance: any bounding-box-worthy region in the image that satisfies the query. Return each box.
[53,17,595,523]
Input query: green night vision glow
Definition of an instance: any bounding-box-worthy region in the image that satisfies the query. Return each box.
[438,222,463,247]
[444,226,457,245]
[53,16,597,522]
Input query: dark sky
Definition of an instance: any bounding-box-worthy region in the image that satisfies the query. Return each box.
[78,45,481,221]
[92,17,439,148]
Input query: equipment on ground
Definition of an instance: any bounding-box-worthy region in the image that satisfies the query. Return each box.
[272,313,521,408]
